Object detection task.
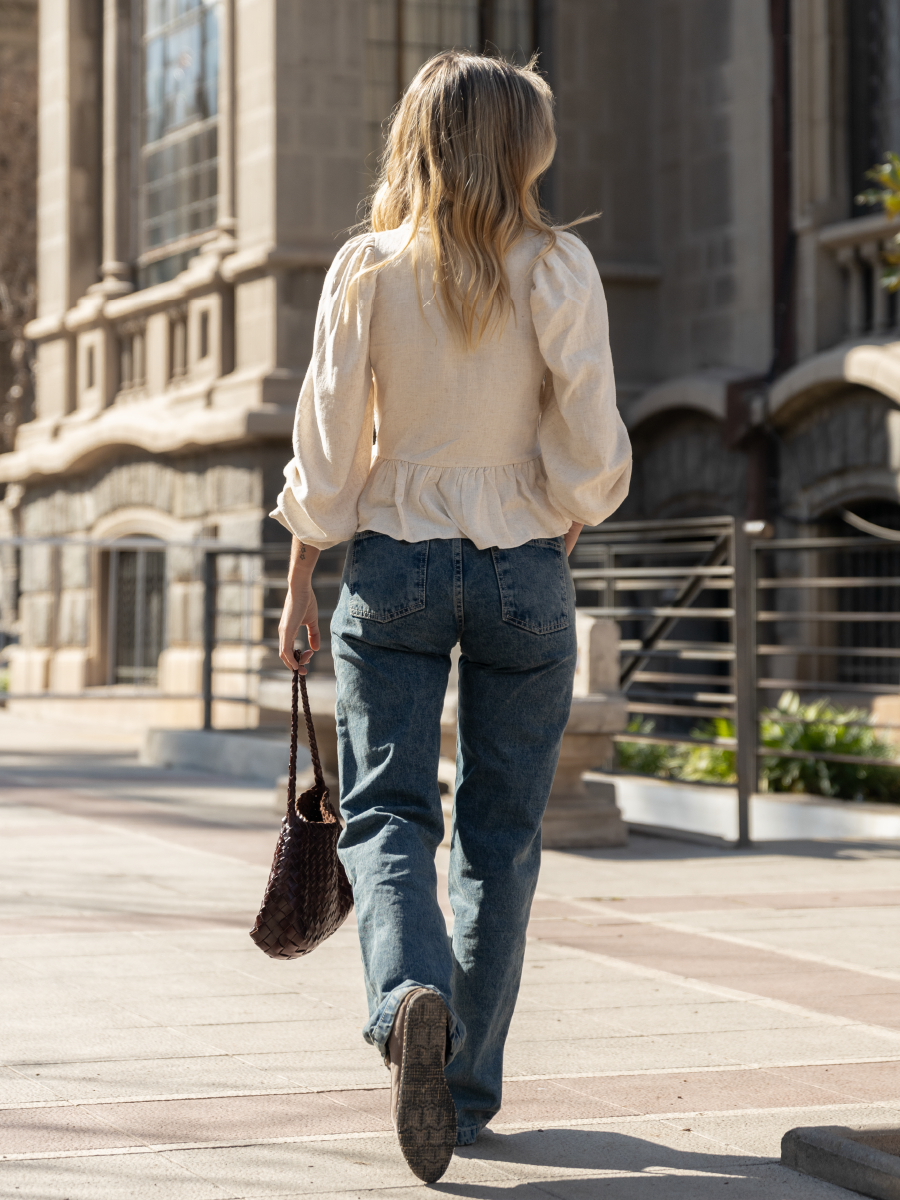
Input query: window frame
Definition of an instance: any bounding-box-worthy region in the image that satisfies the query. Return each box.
[133,0,222,288]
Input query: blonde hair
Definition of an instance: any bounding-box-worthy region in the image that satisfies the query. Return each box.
[363,50,592,348]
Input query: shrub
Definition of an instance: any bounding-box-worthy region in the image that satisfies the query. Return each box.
[617,717,736,784]
[759,691,900,802]
[615,718,683,778]
[615,693,900,802]
[677,717,736,784]
[857,152,900,292]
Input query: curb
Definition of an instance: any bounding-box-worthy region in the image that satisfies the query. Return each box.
[782,1124,900,1199]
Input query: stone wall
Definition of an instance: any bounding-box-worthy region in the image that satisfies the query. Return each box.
[552,0,771,419]
[18,446,290,540]
[619,386,900,526]
[11,445,291,682]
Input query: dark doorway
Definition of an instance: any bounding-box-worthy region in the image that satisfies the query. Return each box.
[107,544,166,685]
[824,501,900,687]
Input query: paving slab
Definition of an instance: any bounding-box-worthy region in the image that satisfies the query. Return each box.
[0,1155,231,1199]
[690,1104,900,1159]
[3,710,899,1197]
[6,1054,299,1102]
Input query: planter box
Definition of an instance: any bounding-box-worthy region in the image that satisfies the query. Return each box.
[143,728,308,784]
[586,772,900,842]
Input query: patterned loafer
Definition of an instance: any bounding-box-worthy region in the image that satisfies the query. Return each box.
[387,988,457,1183]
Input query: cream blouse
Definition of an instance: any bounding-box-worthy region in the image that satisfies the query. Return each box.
[272,226,631,550]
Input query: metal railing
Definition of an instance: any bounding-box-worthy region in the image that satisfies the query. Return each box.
[572,515,737,724]
[741,529,900,800]
[571,517,747,839]
[4,521,900,846]
[197,541,347,729]
[573,517,900,843]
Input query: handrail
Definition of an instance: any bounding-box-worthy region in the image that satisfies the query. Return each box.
[618,531,732,689]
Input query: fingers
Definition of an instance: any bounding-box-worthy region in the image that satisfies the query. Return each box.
[278,588,319,669]
[280,644,314,673]
[295,648,314,674]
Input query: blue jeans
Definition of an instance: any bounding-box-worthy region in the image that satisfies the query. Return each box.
[331,533,577,1145]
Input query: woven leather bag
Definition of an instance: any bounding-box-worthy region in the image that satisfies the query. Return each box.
[249,653,353,959]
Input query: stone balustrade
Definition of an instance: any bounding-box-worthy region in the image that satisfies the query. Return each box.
[819,212,900,340]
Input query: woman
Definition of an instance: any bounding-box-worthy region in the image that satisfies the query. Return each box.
[273,50,631,1183]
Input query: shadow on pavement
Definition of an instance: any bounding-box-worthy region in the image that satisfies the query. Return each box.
[446,1128,797,1196]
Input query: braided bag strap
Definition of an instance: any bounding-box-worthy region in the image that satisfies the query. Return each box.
[290,649,330,820]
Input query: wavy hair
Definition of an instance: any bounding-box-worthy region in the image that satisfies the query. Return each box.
[362,50,593,348]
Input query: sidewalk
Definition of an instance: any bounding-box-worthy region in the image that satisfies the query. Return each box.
[1,709,899,1198]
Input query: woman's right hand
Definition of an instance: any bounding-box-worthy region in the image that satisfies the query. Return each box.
[564,522,584,557]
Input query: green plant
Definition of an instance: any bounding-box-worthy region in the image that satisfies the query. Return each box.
[615,717,682,777]
[615,693,900,801]
[616,717,734,782]
[759,691,900,802]
[678,717,736,784]
[856,152,900,292]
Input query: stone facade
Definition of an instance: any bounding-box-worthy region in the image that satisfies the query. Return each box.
[2,0,900,705]
[0,1,37,453]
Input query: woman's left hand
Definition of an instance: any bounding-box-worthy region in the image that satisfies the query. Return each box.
[278,583,319,672]
[278,537,322,671]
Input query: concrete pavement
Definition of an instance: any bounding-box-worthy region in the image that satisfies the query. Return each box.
[1,709,899,1197]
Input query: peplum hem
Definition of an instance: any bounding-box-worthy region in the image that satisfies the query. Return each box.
[355,456,572,550]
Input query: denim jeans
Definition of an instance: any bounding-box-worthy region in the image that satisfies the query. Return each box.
[331,533,577,1144]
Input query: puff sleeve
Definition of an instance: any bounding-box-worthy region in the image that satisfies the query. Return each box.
[270,234,377,549]
[530,232,632,527]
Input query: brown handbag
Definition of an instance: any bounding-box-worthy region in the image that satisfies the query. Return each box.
[249,652,354,959]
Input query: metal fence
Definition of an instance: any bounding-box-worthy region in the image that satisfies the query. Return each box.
[3,521,900,845]
[572,517,900,843]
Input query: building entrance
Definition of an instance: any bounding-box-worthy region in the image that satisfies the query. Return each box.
[107,545,166,686]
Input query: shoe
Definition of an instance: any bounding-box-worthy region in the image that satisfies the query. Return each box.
[387,988,457,1183]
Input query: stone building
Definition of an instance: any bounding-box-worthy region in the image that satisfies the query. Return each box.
[2,0,900,715]
[0,0,37,456]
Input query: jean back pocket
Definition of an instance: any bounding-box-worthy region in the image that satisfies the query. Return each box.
[346,531,429,622]
[490,537,571,634]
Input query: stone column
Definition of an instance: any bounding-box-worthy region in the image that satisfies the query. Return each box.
[97,0,133,295]
[214,0,237,248]
[29,0,102,421]
[790,0,848,357]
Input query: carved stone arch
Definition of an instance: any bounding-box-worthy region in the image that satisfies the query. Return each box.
[777,384,900,522]
[769,340,900,428]
[91,507,188,542]
[621,406,746,520]
[626,369,743,430]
